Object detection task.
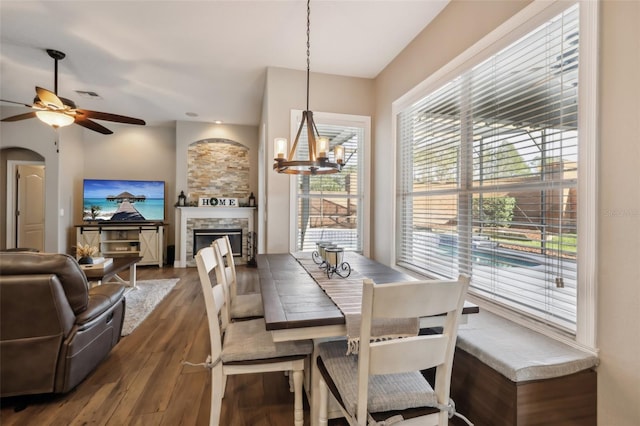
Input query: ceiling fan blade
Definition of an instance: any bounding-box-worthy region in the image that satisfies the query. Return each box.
[36,86,64,109]
[76,109,145,125]
[0,99,33,108]
[74,116,113,134]
[1,111,37,122]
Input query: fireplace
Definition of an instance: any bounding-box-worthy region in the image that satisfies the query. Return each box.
[193,228,242,258]
[176,207,254,268]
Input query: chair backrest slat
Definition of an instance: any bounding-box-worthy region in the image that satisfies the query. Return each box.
[211,239,234,325]
[213,236,238,300]
[370,280,465,319]
[369,335,448,375]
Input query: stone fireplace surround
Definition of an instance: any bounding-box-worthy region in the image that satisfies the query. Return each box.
[175,207,255,267]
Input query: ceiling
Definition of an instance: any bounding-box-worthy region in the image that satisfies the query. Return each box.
[0,0,448,130]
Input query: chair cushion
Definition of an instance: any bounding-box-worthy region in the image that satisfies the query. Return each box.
[231,293,264,319]
[456,311,599,382]
[222,318,312,363]
[317,340,437,416]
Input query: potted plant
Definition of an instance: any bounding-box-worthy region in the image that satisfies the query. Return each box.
[76,243,98,264]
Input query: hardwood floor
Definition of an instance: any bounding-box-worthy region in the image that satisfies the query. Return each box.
[0,264,316,426]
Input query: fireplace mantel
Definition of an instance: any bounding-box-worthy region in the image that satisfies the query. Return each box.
[175,207,255,267]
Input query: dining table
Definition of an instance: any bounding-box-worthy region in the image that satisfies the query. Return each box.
[257,251,478,425]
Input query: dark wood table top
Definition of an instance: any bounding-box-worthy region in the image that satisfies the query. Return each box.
[82,256,142,282]
[258,252,479,331]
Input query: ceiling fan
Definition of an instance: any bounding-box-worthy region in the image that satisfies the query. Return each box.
[1,49,145,135]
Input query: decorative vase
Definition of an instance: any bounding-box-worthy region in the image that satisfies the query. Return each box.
[78,256,94,265]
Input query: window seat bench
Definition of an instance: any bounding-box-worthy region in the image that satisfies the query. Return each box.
[450,310,599,426]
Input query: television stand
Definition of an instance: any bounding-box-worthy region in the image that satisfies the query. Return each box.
[76,223,164,267]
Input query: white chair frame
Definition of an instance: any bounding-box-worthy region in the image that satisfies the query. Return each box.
[318,275,470,426]
[196,246,308,426]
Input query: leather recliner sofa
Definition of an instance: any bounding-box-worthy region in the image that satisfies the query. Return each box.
[0,252,126,397]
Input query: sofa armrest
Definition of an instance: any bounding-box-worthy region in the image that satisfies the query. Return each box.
[76,284,126,327]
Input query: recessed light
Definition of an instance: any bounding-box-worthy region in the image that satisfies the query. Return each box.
[185,112,198,117]
[214,120,223,124]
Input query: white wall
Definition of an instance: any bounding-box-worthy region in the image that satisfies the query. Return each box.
[262,67,374,253]
[58,123,85,253]
[597,1,640,423]
[373,0,640,424]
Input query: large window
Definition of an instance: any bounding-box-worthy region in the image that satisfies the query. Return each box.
[396,2,594,336]
[291,112,369,253]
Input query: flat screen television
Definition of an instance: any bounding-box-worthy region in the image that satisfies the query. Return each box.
[82,179,165,222]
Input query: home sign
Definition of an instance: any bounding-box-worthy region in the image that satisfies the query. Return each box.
[199,197,238,207]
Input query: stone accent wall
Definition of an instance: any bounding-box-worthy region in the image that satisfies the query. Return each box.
[186,217,248,267]
[187,139,249,201]
[183,138,252,267]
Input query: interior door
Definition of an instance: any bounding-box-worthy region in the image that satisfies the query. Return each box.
[17,164,45,252]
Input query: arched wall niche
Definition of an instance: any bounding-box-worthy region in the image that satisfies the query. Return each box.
[187,138,250,202]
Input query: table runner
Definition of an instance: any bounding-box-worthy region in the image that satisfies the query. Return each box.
[293,253,419,354]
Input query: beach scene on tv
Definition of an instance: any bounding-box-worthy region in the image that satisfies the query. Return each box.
[83,179,165,222]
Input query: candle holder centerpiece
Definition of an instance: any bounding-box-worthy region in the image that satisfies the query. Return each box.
[312,241,333,266]
[324,247,351,279]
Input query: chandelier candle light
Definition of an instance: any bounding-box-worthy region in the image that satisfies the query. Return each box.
[273,0,344,175]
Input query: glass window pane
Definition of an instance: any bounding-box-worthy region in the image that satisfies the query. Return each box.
[397,4,579,331]
[295,121,364,253]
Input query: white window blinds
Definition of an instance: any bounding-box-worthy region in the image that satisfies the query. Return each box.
[397,4,579,331]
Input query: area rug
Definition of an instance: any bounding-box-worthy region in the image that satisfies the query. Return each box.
[121,278,180,336]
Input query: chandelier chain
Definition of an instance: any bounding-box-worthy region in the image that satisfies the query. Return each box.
[306,0,311,112]
[272,0,342,175]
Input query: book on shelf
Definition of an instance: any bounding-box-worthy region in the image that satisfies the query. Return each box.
[79,258,113,270]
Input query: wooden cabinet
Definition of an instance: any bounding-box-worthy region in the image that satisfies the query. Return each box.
[139,228,161,266]
[76,224,164,267]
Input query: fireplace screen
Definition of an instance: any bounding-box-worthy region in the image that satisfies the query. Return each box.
[193,228,242,258]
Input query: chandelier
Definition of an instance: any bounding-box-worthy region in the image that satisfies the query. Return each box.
[273,0,344,175]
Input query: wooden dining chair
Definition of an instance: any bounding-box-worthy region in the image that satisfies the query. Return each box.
[195,246,312,426]
[317,275,471,426]
[213,235,264,320]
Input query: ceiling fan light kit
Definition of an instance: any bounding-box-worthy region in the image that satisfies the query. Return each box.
[273,0,343,175]
[35,110,74,128]
[1,49,145,134]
